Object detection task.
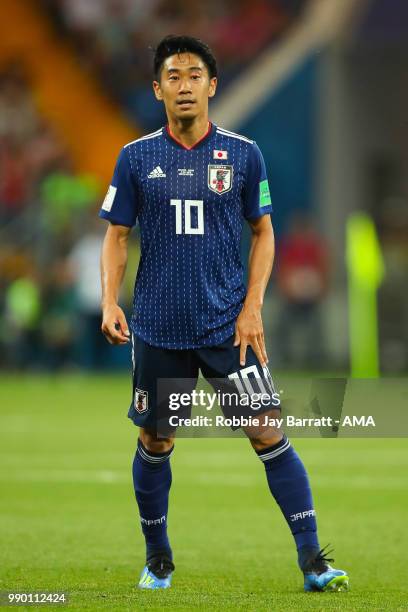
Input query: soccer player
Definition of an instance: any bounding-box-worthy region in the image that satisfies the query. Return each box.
[99,35,349,593]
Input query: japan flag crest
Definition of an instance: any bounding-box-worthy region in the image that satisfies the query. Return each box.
[208,164,233,195]
[134,388,148,414]
[213,149,228,160]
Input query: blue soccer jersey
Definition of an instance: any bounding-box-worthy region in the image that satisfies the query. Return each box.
[99,123,273,349]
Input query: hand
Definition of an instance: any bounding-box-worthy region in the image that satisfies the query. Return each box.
[101,303,130,345]
[234,303,268,367]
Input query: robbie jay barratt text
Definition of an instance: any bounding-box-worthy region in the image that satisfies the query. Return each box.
[167,415,376,428]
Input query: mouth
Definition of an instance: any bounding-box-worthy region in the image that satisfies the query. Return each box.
[177,100,195,108]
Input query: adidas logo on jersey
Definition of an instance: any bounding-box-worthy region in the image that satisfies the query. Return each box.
[148,166,166,178]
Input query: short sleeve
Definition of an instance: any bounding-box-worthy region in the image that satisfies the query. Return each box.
[99,147,139,227]
[242,143,273,220]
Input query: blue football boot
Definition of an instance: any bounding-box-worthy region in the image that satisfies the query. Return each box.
[302,545,349,592]
[138,555,175,590]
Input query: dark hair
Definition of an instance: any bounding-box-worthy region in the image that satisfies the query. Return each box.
[153,35,217,80]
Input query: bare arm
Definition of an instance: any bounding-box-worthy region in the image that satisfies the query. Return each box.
[100,223,131,345]
[234,214,275,367]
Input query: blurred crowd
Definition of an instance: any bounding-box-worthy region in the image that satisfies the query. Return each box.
[0,56,329,373]
[373,161,408,373]
[42,0,306,130]
[274,214,330,367]
[0,0,317,373]
[0,62,132,371]
[1,0,405,374]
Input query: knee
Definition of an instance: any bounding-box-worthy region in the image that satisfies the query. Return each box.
[249,432,283,452]
[139,428,174,454]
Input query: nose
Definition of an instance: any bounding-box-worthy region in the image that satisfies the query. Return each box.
[178,77,192,94]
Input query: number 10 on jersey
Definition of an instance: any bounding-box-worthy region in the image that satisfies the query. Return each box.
[170,199,204,235]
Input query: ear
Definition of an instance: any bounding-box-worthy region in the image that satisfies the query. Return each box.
[208,77,217,99]
[153,80,163,101]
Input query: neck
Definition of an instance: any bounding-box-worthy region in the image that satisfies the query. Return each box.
[167,114,210,149]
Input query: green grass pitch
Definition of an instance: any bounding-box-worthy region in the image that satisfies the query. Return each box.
[1,374,407,611]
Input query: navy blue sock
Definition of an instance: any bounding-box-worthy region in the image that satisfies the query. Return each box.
[132,438,174,562]
[256,435,320,569]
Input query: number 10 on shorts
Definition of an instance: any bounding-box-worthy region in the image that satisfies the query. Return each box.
[170,199,204,234]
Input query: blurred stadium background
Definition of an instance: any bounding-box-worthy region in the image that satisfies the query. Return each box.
[1,0,407,374]
[1,0,408,609]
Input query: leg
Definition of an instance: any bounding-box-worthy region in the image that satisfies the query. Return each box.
[247,413,348,591]
[198,334,348,591]
[132,427,175,563]
[246,410,320,563]
[128,333,198,588]
[198,335,319,559]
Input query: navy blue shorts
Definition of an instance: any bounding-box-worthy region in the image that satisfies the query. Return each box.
[127,333,280,433]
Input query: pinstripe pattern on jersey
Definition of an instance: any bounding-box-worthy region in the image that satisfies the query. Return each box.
[101,123,272,349]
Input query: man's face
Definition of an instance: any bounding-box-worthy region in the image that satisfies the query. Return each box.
[153,53,217,121]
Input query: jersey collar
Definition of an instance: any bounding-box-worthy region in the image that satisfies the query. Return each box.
[164,121,216,150]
